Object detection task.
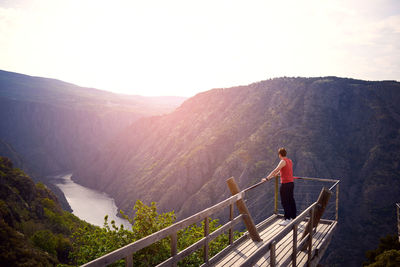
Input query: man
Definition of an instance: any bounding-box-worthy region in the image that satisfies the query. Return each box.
[261,147,297,226]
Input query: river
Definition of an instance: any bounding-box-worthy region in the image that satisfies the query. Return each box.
[52,173,131,229]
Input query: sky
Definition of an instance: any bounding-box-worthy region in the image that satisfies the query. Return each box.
[0,0,399,97]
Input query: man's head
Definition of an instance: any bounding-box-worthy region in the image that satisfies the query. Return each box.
[278,147,287,158]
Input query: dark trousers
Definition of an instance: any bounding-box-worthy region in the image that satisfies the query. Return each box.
[280,182,296,220]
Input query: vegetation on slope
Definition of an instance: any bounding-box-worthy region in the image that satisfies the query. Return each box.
[364,234,400,266]
[0,156,88,265]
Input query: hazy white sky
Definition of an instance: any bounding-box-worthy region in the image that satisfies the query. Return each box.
[0,0,399,96]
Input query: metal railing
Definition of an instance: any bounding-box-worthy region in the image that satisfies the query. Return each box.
[82,176,340,266]
[296,177,340,221]
[245,176,340,221]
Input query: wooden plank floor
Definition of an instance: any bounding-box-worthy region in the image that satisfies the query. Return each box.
[214,215,336,267]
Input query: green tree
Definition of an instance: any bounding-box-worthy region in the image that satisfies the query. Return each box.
[31,230,57,256]
[366,250,400,267]
[365,234,400,266]
[125,200,175,266]
[69,217,133,265]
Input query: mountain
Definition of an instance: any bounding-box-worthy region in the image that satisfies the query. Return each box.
[0,69,186,179]
[72,77,400,265]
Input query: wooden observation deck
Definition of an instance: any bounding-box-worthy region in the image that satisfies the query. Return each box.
[82,176,340,267]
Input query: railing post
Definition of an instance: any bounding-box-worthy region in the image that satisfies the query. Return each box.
[274,176,279,214]
[270,241,276,267]
[204,217,209,264]
[226,177,262,242]
[292,224,298,266]
[336,184,339,221]
[125,254,133,267]
[301,187,332,240]
[307,206,315,265]
[229,203,234,245]
[171,232,177,267]
[397,204,400,243]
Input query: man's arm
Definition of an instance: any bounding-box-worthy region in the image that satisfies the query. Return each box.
[261,160,286,182]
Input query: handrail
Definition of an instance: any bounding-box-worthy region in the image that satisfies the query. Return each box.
[82,191,245,266]
[243,175,340,218]
[244,180,266,193]
[329,180,340,191]
[242,175,340,193]
[296,176,340,183]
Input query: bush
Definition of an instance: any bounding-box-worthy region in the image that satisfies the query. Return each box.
[31,230,57,256]
[55,234,73,263]
[366,250,400,267]
[365,234,400,266]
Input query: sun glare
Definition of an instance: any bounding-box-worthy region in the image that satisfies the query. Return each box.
[0,0,399,96]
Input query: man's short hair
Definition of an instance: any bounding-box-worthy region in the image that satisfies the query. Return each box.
[278,148,287,157]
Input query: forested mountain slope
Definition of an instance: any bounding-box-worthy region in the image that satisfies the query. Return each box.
[73,77,400,265]
[0,157,90,266]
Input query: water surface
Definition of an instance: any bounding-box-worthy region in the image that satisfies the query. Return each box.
[53,173,131,229]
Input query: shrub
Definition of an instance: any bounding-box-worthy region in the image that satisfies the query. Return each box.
[31,230,57,256]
